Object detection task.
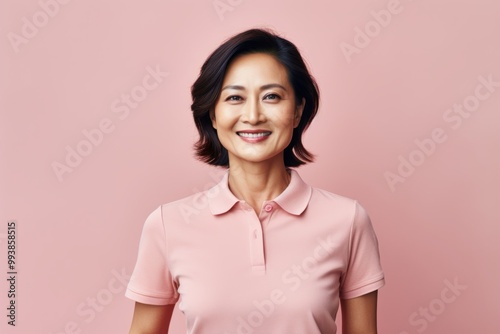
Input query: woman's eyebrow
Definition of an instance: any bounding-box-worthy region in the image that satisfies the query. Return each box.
[261,83,287,91]
[221,83,287,91]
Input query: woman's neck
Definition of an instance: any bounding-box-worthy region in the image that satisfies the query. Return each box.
[227,158,291,215]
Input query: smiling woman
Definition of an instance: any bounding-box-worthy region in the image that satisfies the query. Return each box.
[125,28,385,334]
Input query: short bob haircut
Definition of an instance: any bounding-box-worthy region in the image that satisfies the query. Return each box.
[191,28,320,167]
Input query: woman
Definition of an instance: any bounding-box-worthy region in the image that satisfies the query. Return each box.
[126,28,385,334]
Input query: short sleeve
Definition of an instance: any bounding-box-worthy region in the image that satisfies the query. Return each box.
[125,205,179,305]
[339,201,385,299]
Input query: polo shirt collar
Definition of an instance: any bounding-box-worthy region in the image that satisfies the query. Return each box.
[208,168,312,216]
[274,169,312,215]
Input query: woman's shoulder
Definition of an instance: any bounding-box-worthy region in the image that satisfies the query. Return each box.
[309,184,359,208]
[152,186,216,223]
[307,186,375,234]
[308,184,372,218]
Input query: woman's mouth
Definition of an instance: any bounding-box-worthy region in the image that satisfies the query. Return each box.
[236,131,272,142]
[237,131,271,138]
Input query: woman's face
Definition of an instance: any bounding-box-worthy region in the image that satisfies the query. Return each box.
[212,53,304,167]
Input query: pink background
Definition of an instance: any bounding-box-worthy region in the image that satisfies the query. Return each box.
[1,0,499,333]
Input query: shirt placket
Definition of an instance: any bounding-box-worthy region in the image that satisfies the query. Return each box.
[243,201,275,275]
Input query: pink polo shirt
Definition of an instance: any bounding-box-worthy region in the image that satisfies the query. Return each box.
[125,169,385,334]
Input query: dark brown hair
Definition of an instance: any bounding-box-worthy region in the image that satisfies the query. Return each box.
[191,28,320,167]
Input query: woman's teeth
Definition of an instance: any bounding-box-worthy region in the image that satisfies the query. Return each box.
[237,132,270,138]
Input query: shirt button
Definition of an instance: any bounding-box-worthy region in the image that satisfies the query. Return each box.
[264,204,273,212]
[253,230,257,239]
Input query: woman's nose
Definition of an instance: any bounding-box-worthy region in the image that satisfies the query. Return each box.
[241,98,265,124]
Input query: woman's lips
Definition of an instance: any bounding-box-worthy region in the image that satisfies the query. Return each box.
[236,131,271,143]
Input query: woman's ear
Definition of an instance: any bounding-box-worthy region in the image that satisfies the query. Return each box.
[210,109,217,129]
[294,98,305,128]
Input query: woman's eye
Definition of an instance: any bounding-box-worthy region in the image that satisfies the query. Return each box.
[264,93,280,100]
[226,95,242,101]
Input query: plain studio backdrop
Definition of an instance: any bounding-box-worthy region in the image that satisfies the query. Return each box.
[1,0,499,333]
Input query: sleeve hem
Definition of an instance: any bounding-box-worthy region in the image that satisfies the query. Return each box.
[125,288,179,305]
[340,275,385,300]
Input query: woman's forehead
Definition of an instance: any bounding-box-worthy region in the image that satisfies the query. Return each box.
[222,53,290,87]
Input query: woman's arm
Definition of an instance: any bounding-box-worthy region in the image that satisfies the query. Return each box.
[340,290,379,334]
[129,302,175,334]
